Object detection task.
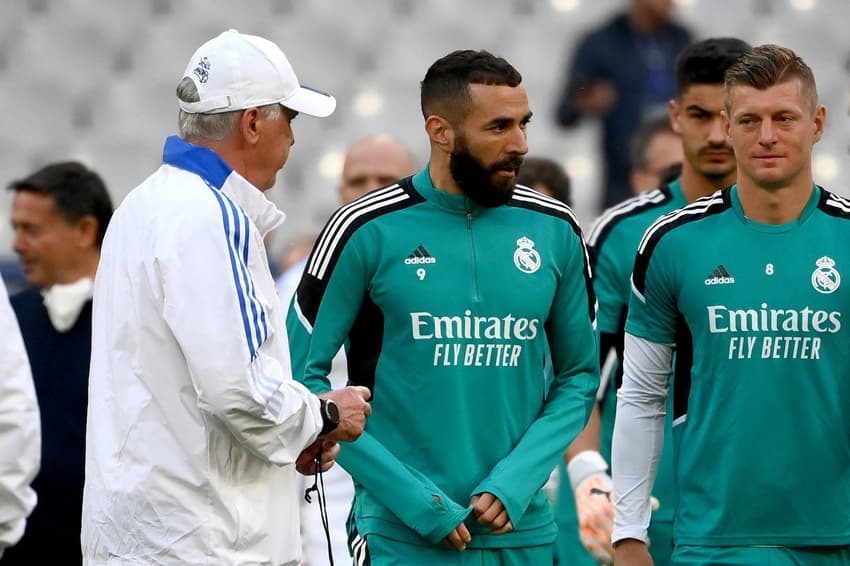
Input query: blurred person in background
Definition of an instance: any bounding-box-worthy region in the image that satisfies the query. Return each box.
[0,261,26,296]
[0,276,39,561]
[337,133,418,205]
[658,162,683,186]
[3,161,112,565]
[629,114,683,194]
[276,133,417,302]
[516,156,572,205]
[565,37,749,565]
[288,48,599,565]
[277,233,324,295]
[554,0,691,210]
[282,132,417,566]
[81,30,371,565]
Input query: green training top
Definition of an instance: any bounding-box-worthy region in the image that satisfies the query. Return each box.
[586,180,687,526]
[288,167,599,549]
[627,185,850,546]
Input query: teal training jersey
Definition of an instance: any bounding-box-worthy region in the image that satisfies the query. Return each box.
[586,181,687,529]
[589,181,687,336]
[627,185,850,546]
[288,167,599,549]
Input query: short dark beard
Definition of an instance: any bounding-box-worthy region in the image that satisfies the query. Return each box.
[449,137,523,207]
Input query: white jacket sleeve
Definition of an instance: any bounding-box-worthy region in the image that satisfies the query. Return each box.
[611,332,671,545]
[0,279,40,557]
[157,203,321,466]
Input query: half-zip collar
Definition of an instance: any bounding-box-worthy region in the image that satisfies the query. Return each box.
[412,164,483,216]
[162,135,286,235]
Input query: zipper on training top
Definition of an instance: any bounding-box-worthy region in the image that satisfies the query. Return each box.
[467,211,480,303]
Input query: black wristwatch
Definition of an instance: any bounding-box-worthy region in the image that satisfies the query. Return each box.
[319,399,340,436]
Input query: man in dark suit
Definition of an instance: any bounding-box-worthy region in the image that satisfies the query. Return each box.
[3,162,112,565]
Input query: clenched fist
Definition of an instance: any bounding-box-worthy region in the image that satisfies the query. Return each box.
[319,386,372,442]
[296,438,340,475]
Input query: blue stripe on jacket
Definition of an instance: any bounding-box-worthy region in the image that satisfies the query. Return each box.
[162,136,273,380]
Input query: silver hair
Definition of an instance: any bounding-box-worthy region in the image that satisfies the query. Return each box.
[176,77,283,141]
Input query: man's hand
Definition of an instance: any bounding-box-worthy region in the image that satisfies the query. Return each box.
[319,386,372,442]
[470,492,513,535]
[613,538,653,566]
[574,81,617,115]
[295,438,339,475]
[430,495,472,550]
[445,522,471,551]
[568,450,614,564]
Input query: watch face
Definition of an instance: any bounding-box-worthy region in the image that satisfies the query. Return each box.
[327,400,340,424]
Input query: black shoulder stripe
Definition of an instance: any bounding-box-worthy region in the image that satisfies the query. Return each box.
[509,185,575,222]
[297,176,423,325]
[587,185,673,258]
[632,189,729,299]
[819,188,850,220]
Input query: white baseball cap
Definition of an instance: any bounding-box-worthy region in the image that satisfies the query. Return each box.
[178,29,336,117]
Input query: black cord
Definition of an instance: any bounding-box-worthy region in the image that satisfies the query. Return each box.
[303,444,334,566]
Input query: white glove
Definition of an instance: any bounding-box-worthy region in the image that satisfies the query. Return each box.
[568,450,614,565]
[542,465,560,507]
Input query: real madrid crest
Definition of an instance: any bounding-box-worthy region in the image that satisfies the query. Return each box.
[811,256,840,294]
[193,56,211,84]
[513,236,540,274]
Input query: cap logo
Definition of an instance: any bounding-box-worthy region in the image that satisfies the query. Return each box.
[193,57,211,84]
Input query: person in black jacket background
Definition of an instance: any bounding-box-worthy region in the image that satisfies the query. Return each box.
[554,0,691,210]
[3,161,112,565]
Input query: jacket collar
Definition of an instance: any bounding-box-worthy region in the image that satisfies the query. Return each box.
[162,136,285,235]
[412,165,480,215]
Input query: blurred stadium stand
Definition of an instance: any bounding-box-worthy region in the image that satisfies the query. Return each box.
[1,0,849,290]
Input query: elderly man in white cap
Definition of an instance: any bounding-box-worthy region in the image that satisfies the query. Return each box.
[81,30,372,565]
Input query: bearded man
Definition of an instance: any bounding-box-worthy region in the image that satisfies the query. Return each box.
[287,49,600,566]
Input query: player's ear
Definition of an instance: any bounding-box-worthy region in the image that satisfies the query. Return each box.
[669,99,682,135]
[239,108,262,146]
[812,104,826,143]
[426,115,455,153]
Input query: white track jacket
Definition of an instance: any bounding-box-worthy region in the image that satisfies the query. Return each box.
[82,136,323,565]
[0,278,40,559]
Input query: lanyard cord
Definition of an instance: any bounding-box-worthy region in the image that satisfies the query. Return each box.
[303,445,334,566]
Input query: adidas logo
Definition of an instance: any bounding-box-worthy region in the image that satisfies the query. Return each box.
[705,264,735,285]
[405,245,437,265]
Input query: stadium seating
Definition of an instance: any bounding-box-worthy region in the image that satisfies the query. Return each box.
[0,0,848,264]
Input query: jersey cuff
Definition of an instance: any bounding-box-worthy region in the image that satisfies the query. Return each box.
[612,526,649,546]
[623,323,673,346]
[596,319,620,335]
